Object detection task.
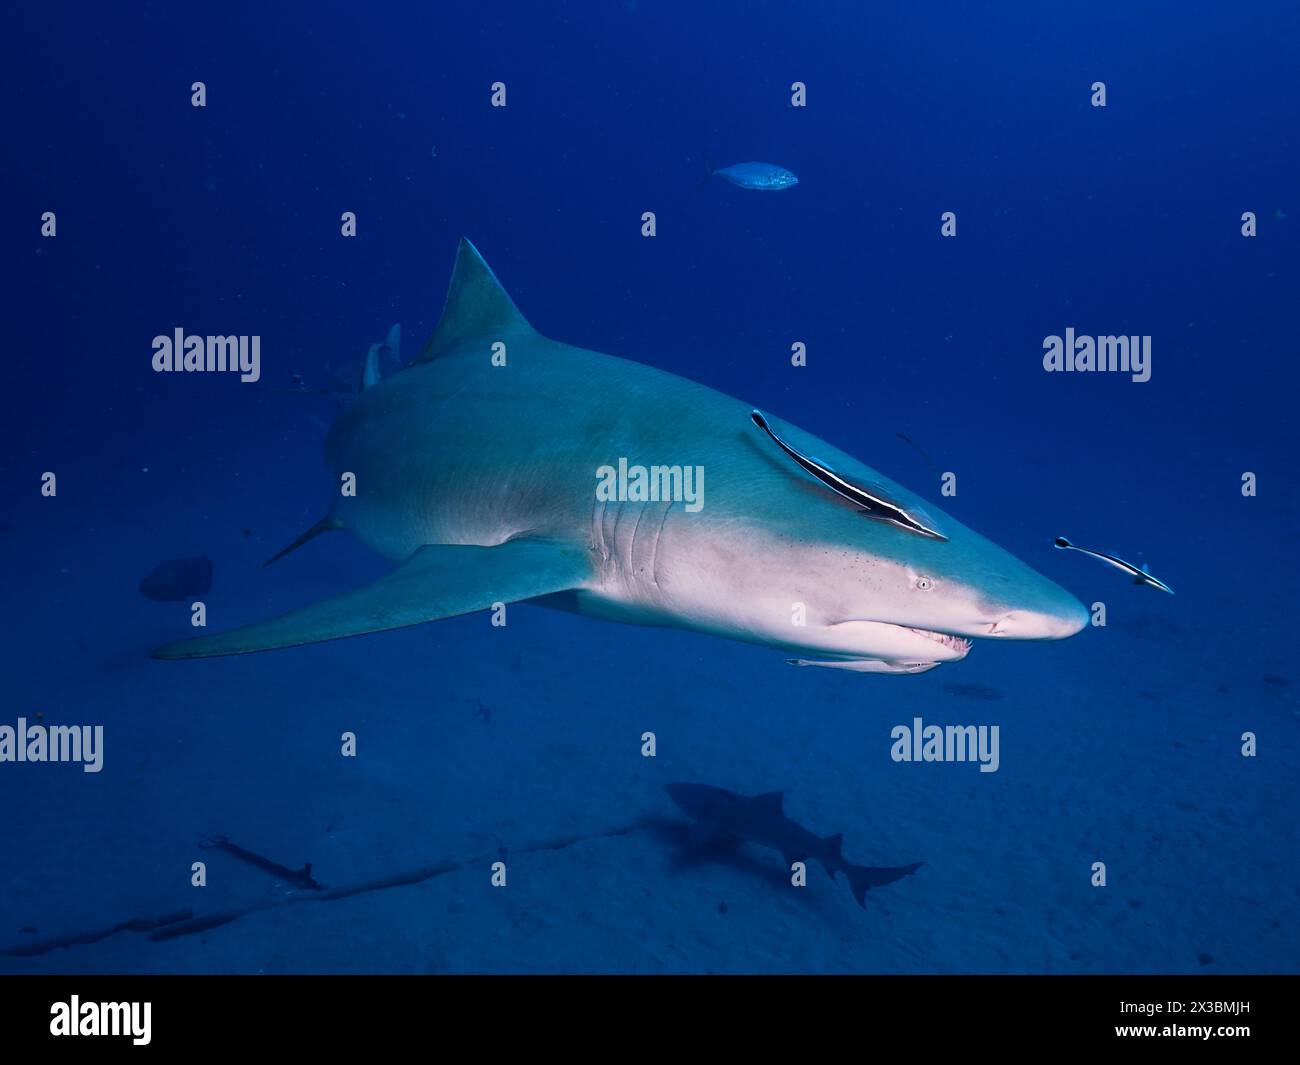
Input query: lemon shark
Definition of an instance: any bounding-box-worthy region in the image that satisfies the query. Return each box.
[664,782,921,907]
[152,239,1087,672]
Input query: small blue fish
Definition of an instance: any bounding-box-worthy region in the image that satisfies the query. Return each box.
[700,155,798,192]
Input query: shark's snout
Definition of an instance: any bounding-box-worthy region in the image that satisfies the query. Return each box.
[987,608,1092,642]
[984,603,1088,640]
[951,546,1090,642]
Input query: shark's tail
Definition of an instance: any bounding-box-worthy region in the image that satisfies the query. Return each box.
[844,861,923,908]
[698,153,715,192]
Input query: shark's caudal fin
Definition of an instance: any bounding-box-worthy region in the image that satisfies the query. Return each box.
[152,538,590,660]
[414,239,536,364]
[845,861,923,908]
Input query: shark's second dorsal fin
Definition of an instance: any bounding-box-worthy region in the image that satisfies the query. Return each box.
[360,343,381,391]
[415,239,535,364]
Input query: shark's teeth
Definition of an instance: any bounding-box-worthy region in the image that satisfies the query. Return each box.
[908,628,972,654]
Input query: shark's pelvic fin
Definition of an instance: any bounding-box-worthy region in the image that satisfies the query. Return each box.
[264,514,344,567]
[153,538,590,659]
[415,239,536,364]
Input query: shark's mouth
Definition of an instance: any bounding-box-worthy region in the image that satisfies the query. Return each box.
[822,618,973,664]
[906,628,973,656]
[796,620,974,673]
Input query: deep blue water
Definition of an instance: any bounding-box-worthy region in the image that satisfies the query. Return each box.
[2,2,1297,973]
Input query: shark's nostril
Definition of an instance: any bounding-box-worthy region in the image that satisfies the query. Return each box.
[983,605,1087,640]
[986,611,1023,636]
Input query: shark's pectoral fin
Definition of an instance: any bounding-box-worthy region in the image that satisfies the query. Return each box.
[151,538,590,660]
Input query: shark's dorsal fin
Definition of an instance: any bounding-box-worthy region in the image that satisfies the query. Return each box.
[415,239,535,364]
[752,791,784,813]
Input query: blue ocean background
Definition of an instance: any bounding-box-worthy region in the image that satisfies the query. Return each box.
[2,1,1297,972]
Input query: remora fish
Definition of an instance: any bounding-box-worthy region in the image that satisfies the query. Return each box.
[699,154,798,191]
[665,783,921,907]
[1053,536,1174,594]
[197,834,323,891]
[152,239,1087,674]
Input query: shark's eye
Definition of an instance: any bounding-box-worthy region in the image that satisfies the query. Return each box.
[750,410,948,541]
[915,576,933,590]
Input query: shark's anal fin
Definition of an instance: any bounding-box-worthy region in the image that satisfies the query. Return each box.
[153,538,590,660]
[415,239,536,364]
